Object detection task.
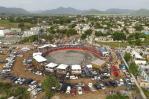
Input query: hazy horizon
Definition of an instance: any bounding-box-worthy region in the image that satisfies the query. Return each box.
[0,0,149,11]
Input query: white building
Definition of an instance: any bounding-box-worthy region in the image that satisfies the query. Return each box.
[22,27,41,37]
[131,51,147,65]
[22,30,38,37]
[0,29,11,37]
[95,36,113,42]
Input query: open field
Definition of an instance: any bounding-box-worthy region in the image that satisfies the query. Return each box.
[0,20,18,28]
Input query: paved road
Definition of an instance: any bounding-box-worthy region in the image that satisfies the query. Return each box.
[120,51,147,99]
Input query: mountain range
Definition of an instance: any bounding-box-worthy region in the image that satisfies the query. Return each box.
[0,6,149,16]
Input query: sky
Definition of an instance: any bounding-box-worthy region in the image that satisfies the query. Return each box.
[0,0,149,11]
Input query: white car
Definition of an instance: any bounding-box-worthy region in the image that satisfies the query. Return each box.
[88,83,96,92]
[119,79,124,86]
[66,86,71,94]
[70,75,78,80]
[31,89,38,96]
[100,83,106,89]
[77,87,83,95]
[28,85,37,92]
[35,71,42,75]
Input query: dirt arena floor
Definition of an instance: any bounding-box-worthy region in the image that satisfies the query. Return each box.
[46,50,98,65]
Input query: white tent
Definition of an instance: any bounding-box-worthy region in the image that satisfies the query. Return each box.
[50,44,57,47]
[45,62,58,72]
[33,55,47,63]
[71,65,81,70]
[46,63,58,68]
[21,47,30,52]
[71,65,81,74]
[86,64,93,69]
[38,44,57,49]
[38,44,50,49]
[57,64,68,70]
[33,52,42,57]
[132,51,143,59]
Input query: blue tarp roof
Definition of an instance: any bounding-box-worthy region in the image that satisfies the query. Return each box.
[99,47,107,52]
[144,31,149,35]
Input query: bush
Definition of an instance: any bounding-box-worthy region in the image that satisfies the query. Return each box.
[124,52,132,63]
[106,94,129,99]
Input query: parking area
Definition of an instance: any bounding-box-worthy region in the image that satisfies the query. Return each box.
[0,44,137,98]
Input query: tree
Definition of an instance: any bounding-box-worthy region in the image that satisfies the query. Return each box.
[42,75,60,99]
[85,29,92,36]
[95,31,103,37]
[81,33,87,40]
[124,52,132,63]
[129,62,139,76]
[134,25,143,31]
[135,39,141,46]
[81,29,92,40]
[66,29,77,37]
[112,32,126,41]
[12,87,30,99]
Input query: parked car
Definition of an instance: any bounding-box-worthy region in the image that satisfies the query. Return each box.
[94,83,102,90]
[66,86,71,94]
[88,83,96,92]
[77,86,83,95]
[70,87,77,96]
[82,85,90,93]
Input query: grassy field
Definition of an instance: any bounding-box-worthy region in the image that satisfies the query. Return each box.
[0,20,18,28]
[0,20,34,28]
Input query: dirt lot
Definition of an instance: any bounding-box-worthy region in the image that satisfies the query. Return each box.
[0,49,8,70]
[12,50,44,82]
[52,86,127,99]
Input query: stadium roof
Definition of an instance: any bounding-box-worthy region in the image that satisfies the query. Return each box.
[38,44,57,49]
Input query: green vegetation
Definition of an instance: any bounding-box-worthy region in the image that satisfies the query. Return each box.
[96,41,129,48]
[124,52,132,63]
[106,94,129,99]
[112,32,126,41]
[143,88,149,99]
[20,33,56,43]
[128,62,139,76]
[81,29,92,40]
[42,75,60,99]
[0,20,18,28]
[20,35,38,43]
[127,33,146,46]
[0,82,29,99]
